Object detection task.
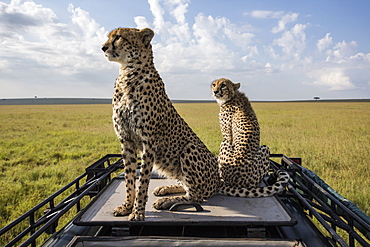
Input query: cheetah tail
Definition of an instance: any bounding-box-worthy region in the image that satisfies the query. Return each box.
[218,170,290,198]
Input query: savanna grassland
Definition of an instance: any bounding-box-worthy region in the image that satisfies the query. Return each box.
[0,102,369,244]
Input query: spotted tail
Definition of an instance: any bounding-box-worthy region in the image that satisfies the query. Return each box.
[218,170,290,197]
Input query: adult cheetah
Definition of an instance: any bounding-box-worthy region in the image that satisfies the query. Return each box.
[102,28,287,221]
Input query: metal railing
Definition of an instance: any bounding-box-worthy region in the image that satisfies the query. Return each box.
[0,154,123,247]
[270,154,370,247]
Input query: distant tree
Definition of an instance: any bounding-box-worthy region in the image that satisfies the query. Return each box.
[314,96,320,100]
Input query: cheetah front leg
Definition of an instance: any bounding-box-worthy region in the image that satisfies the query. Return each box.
[127,147,155,221]
[218,139,233,168]
[113,141,137,217]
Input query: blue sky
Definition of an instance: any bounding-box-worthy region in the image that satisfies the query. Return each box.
[1,0,369,100]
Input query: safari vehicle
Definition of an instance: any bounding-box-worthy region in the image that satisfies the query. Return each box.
[1,154,369,247]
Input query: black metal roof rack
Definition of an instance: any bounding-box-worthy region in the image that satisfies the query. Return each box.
[270,154,370,247]
[0,154,123,247]
[1,154,369,247]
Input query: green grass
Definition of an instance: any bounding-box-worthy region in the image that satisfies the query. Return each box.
[176,102,370,216]
[254,102,370,215]
[0,102,369,245]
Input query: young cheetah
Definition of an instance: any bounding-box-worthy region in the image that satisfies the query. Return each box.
[212,78,290,196]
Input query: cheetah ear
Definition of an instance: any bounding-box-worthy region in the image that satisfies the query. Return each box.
[233,83,241,90]
[140,28,154,45]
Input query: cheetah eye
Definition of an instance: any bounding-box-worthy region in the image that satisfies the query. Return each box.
[212,83,216,87]
[112,35,121,43]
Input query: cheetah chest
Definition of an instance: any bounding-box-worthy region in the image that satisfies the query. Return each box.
[112,93,147,144]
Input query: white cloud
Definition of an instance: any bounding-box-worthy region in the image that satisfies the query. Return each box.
[193,13,254,50]
[0,0,57,26]
[138,0,191,44]
[264,45,278,60]
[132,0,264,99]
[317,33,333,52]
[0,1,109,73]
[241,45,259,62]
[271,12,298,33]
[136,0,257,75]
[167,0,189,24]
[154,12,240,73]
[311,68,355,90]
[0,0,115,98]
[273,23,307,60]
[134,16,151,30]
[308,40,370,92]
[0,0,57,41]
[349,52,370,63]
[249,10,284,19]
[148,0,165,30]
[264,62,273,73]
[326,40,357,63]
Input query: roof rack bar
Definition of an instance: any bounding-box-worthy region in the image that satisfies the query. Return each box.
[287,184,349,247]
[0,172,87,236]
[276,155,370,234]
[1,155,123,247]
[19,160,121,247]
[273,155,370,246]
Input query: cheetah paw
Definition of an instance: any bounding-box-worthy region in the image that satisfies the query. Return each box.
[128,211,145,221]
[113,204,132,217]
[153,186,169,196]
[152,197,174,210]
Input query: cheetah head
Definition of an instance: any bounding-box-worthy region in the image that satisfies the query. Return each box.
[101,28,154,66]
[211,78,240,105]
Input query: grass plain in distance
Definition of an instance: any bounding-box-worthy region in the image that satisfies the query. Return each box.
[0,102,369,244]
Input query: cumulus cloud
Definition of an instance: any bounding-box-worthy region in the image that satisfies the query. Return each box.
[326,40,358,62]
[134,16,151,29]
[131,0,265,98]
[307,40,370,92]
[0,1,109,72]
[317,33,333,52]
[0,0,115,98]
[193,13,254,50]
[272,23,307,59]
[0,0,57,29]
[311,68,355,90]
[135,0,256,75]
[167,0,188,24]
[271,12,298,33]
[136,1,369,98]
[136,0,191,44]
[349,52,370,63]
